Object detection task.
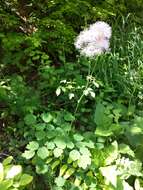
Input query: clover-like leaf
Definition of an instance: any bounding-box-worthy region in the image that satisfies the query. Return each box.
[41,113,53,123]
[22,150,35,159]
[45,141,55,150]
[37,147,49,159]
[55,176,65,187]
[36,164,48,174]
[54,138,66,149]
[64,113,75,122]
[24,114,36,125]
[73,134,84,141]
[78,155,91,169]
[79,147,91,156]
[53,148,63,158]
[26,141,39,151]
[35,131,45,140]
[69,150,80,161]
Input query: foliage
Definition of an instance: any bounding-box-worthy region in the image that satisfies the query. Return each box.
[0,0,143,190]
[0,156,33,190]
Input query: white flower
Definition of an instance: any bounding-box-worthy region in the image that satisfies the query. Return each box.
[74,21,112,57]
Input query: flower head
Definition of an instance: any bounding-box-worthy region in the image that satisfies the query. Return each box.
[74,21,112,57]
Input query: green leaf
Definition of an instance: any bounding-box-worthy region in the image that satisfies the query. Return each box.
[69,150,80,161]
[35,131,45,140]
[55,177,65,187]
[47,130,57,139]
[63,168,75,179]
[6,165,22,179]
[0,163,4,182]
[53,148,63,158]
[61,123,71,132]
[20,174,33,186]
[54,138,66,149]
[77,155,91,169]
[26,141,39,151]
[45,141,55,150]
[41,113,53,123]
[59,165,68,176]
[94,103,105,126]
[79,147,91,156]
[0,179,13,190]
[3,156,13,166]
[119,144,135,157]
[22,150,35,159]
[36,164,48,174]
[24,114,36,125]
[100,165,117,187]
[94,103,116,137]
[104,141,118,165]
[37,147,49,159]
[73,134,84,141]
[64,113,75,122]
[66,140,74,149]
[51,160,60,170]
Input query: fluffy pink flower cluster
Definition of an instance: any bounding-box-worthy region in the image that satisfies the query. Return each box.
[74,21,112,57]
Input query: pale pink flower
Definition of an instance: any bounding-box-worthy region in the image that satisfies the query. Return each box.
[74,21,112,57]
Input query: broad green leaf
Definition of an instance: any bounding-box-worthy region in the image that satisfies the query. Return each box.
[84,141,95,149]
[47,130,57,139]
[73,134,84,141]
[94,103,105,126]
[0,179,13,190]
[66,139,74,149]
[54,138,66,149]
[119,144,135,157]
[22,150,35,159]
[45,141,55,150]
[51,160,60,170]
[37,147,49,159]
[19,174,33,186]
[35,123,46,131]
[64,113,75,122]
[35,131,45,140]
[59,165,68,176]
[6,165,22,179]
[77,155,91,169]
[41,113,53,123]
[69,150,80,161]
[24,114,36,125]
[63,168,75,179]
[3,156,13,166]
[61,123,71,132]
[104,141,118,165]
[100,165,117,187]
[36,164,48,174]
[26,141,39,151]
[53,148,63,158]
[79,147,91,156]
[0,163,4,182]
[55,177,65,187]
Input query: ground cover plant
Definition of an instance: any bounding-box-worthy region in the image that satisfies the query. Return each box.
[0,0,143,189]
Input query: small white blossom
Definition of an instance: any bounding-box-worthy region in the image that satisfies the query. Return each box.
[74,21,112,57]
